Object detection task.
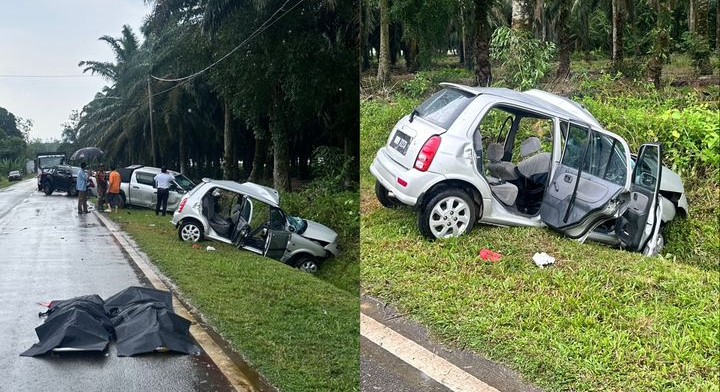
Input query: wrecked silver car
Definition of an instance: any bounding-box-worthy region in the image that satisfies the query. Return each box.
[370,84,688,255]
[172,179,339,272]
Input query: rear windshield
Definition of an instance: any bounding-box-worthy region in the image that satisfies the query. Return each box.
[415,88,475,129]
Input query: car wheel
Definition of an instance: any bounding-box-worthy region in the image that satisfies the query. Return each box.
[68,188,78,197]
[294,256,319,273]
[642,232,665,257]
[43,182,53,196]
[419,188,476,240]
[179,220,203,242]
[375,180,402,208]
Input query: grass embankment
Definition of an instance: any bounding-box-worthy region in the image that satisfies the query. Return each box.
[109,207,359,392]
[360,69,719,391]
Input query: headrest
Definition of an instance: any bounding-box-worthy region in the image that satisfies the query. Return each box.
[520,137,542,157]
[487,143,504,162]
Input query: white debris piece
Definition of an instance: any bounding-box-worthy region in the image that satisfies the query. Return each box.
[206,246,216,252]
[532,252,555,268]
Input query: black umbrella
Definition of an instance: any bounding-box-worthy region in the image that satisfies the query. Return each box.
[70,147,104,161]
[21,295,113,356]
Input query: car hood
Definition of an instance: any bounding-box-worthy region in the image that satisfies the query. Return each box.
[301,220,338,243]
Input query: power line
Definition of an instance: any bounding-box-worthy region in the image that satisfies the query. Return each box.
[148,0,305,97]
[0,74,96,78]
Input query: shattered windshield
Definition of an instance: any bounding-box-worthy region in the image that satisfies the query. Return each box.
[287,216,307,234]
[174,174,195,191]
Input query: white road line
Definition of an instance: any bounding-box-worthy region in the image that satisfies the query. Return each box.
[361,313,501,392]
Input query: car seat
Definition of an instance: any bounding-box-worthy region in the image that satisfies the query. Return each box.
[515,137,552,214]
[486,143,519,181]
[203,191,232,237]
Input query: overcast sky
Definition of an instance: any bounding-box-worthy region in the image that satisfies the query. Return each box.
[0,1,151,141]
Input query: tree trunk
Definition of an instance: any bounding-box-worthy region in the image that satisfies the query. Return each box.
[511,0,532,32]
[716,0,719,53]
[270,85,290,192]
[403,38,420,72]
[178,122,186,174]
[556,5,572,79]
[221,100,237,180]
[377,0,391,83]
[611,0,626,71]
[695,0,712,75]
[248,130,267,183]
[689,0,697,33]
[360,1,370,71]
[473,0,492,86]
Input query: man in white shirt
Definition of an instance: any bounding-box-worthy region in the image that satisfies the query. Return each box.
[154,166,176,216]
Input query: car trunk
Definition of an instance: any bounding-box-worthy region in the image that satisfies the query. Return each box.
[385,116,448,170]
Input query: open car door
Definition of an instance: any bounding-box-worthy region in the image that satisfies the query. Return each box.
[264,230,290,261]
[540,122,630,238]
[615,144,663,255]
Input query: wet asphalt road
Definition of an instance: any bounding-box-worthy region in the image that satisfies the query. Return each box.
[0,180,234,392]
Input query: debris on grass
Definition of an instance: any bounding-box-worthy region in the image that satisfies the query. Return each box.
[532,252,555,268]
[206,246,216,252]
[479,249,502,263]
[192,244,202,250]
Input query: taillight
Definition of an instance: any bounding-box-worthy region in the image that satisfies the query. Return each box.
[178,198,188,213]
[414,136,441,171]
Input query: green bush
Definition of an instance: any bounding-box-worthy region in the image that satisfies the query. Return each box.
[490,27,556,89]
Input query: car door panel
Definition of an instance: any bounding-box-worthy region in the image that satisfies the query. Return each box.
[615,144,662,252]
[264,230,291,261]
[541,123,627,237]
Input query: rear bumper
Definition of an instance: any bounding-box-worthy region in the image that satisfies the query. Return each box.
[370,148,443,207]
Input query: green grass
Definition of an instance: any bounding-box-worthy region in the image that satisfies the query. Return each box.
[360,72,720,391]
[109,209,359,392]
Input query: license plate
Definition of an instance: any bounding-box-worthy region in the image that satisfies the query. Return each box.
[390,130,411,155]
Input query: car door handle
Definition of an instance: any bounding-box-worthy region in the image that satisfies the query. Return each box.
[564,174,573,183]
[132,186,139,189]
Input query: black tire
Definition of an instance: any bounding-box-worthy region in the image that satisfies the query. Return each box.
[418,188,477,240]
[178,220,204,242]
[43,182,53,196]
[68,188,78,197]
[375,180,402,208]
[294,255,320,273]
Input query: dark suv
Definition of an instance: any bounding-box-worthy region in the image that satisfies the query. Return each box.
[40,165,93,196]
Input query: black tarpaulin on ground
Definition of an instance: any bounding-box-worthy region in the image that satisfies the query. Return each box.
[21,287,200,357]
[20,295,113,357]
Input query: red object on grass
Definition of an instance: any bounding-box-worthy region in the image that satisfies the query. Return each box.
[479,248,502,262]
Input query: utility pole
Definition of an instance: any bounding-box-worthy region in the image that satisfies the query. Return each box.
[147,76,156,166]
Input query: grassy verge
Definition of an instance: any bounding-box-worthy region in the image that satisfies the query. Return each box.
[108,209,359,392]
[360,72,719,391]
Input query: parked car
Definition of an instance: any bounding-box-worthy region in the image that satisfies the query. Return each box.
[117,165,195,211]
[370,84,688,256]
[172,179,339,272]
[8,170,22,181]
[39,165,95,197]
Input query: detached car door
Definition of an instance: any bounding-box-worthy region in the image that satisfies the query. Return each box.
[540,122,631,238]
[615,144,663,254]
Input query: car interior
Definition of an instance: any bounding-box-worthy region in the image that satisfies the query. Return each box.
[201,188,284,251]
[475,106,554,216]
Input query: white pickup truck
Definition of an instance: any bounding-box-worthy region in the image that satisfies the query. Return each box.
[117,165,196,211]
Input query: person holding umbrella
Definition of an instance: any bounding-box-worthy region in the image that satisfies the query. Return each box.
[76,162,90,215]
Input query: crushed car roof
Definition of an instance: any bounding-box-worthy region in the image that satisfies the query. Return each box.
[202,179,281,207]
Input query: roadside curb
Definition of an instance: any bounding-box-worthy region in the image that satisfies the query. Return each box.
[93,210,271,392]
[361,295,542,392]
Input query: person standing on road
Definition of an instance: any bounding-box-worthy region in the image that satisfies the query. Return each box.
[76,162,89,215]
[96,164,109,212]
[108,165,122,213]
[154,166,175,216]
